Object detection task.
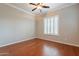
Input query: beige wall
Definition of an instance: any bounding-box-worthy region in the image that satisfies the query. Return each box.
[0,4,35,47]
[36,4,79,47]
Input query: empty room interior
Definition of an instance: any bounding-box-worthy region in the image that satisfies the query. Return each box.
[0,3,79,56]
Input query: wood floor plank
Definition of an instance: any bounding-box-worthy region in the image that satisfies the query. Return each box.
[0,38,79,56]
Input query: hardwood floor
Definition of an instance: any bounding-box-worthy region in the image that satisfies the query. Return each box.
[0,38,79,56]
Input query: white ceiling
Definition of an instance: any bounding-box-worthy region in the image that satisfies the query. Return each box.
[5,3,76,15]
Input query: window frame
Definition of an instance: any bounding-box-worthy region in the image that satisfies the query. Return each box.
[44,15,59,36]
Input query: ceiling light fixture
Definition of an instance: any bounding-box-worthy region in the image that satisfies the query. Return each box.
[29,3,50,12]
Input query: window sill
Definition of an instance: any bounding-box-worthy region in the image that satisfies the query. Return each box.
[44,34,59,36]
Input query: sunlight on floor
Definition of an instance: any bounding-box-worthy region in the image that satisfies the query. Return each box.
[43,45,61,56]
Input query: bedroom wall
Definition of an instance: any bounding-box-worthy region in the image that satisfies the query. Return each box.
[0,4,35,47]
[36,4,79,47]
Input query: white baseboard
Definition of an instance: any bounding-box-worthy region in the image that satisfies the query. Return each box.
[0,37,79,48]
[0,37,35,48]
[38,37,79,47]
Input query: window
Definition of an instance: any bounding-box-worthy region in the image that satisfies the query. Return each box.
[44,15,59,35]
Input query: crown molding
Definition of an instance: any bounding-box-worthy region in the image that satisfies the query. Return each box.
[50,3,77,13]
[5,3,35,16]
